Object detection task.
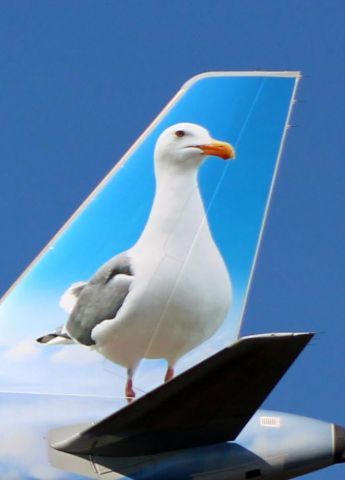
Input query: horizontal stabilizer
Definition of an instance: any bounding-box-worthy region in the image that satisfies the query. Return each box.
[53,332,313,457]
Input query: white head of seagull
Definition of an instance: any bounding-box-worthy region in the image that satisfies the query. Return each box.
[154,123,235,174]
[139,123,236,248]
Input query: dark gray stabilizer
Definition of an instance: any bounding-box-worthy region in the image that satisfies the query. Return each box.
[52,332,313,457]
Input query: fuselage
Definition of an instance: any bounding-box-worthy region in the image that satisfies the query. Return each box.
[48,407,345,479]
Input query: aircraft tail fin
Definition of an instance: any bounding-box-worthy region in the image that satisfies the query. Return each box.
[52,332,313,457]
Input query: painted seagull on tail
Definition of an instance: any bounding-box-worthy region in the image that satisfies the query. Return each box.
[37,123,235,400]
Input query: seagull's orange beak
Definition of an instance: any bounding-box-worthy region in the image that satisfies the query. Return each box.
[198,140,236,160]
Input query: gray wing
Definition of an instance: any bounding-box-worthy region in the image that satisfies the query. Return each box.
[66,252,134,346]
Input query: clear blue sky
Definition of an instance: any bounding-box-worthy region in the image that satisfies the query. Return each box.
[0,2,345,479]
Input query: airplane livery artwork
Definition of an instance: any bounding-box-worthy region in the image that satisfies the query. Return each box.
[37,123,236,400]
[1,72,344,479]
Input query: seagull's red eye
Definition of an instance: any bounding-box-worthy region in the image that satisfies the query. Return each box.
[175,130,185,138]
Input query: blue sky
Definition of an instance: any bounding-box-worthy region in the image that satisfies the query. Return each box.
[0,2,345,479]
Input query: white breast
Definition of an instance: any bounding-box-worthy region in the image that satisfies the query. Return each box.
[92,178,232,369]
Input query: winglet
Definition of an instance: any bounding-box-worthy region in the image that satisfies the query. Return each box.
[52,332,313,457]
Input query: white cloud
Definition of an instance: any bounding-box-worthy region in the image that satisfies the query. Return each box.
[3,339,41,362]
[30,464,69,480]
[0,469,23,480]
[0,338,13,348]
[0,393,119,479]
[50,345,100,366]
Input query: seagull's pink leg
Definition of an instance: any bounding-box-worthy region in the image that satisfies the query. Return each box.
[125,368,135,402]
[164,365,174,383]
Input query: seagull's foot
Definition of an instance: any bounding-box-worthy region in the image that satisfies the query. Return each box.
[164,366,174,383]
[125,378,136,403]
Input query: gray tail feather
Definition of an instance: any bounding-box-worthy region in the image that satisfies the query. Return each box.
[36,331,74,345]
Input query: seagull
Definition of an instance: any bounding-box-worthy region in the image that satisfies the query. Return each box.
[37,123,235,400]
